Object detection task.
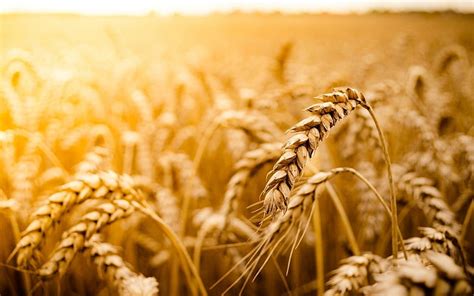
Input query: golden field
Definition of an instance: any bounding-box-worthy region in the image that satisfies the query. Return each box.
[0,12,473,295]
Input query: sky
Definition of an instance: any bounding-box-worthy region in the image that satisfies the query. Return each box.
[1,0,473,15]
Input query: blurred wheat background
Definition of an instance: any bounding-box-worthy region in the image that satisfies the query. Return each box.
[0,5,473,296]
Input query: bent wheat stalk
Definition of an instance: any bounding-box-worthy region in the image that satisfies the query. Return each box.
[11,171,138,267]
[260,87,400,258]
[133,201,207,296]
[38,199,135,279]
[223,166,405,293]
[362,103,400,260]
[261,87,366,216]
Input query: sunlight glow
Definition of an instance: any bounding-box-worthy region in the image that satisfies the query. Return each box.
[1,0,473,15]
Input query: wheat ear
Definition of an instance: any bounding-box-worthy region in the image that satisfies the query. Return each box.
[367,251,471,295]
[220,142,281,220]
[86,234,159,296]
[324,253,388,296]
[193,109,281,171]
[404,227,467,268]
[396,168,462,235]
[11,171,138,267]
[38,199,135,279]
[223,167,403,293]
[261,87,366,216]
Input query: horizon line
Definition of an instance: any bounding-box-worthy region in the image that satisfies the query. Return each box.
[1,8,473,17]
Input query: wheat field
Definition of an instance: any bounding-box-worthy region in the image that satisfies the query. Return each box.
[0,12,473,295]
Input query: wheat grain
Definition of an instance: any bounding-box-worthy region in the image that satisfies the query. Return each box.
[154,186,180,233]
[339,109,383,165]
[395,167,461,234]
[38,199,135,279]
[367,251,471,295]
[324,253,388,295]
[452,135,474,188]
[403,227,466,267]
[355,162,387,245]
[75,146,110,174]
[86,234,159,296]
[12,171,138,267]
[262,87,366,215]
[220,142,282,219]
[217,110,281,143]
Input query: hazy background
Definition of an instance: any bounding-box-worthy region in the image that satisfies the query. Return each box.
[1,0,473,15]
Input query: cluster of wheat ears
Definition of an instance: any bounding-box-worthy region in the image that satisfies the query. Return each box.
[0,41,473,296]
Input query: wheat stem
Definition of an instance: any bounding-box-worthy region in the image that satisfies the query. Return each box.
[133,201,207,296]
[325,182,360,256]
[324,167,407,258]
[362,104,399,261]
[461,200,473,242]
[312,198,324,296]
[7,212,30,291]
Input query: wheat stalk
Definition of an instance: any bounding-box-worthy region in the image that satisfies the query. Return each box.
[406,65,430,112]
[85,234,159,296]
[137,126,156,179]
[38,199,135,279]
[355,162,387,245]
[11,171,138,267]
[36,167,68,192]
[217,167,402,293]
[261,87,366,216]
[217,110,281,143]
[10,153,41,211]
[273,41,293,84]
